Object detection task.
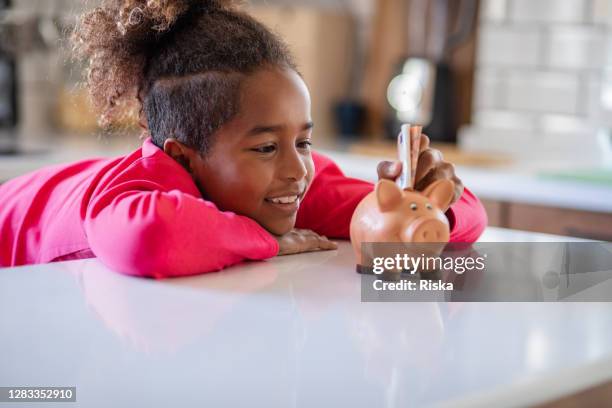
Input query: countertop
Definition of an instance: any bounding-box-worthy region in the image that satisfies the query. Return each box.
[1,134,611,213]
[320,149,612,214]
[2,227,612,407]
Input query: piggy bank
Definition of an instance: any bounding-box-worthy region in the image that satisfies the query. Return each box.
[350,179,455,274]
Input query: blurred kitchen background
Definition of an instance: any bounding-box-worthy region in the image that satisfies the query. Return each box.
[1,0,612,239]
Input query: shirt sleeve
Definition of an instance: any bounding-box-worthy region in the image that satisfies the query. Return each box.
[84,181,279,279]
[296,151,487,243]
[295,152,374,238]
[446,186,488,243]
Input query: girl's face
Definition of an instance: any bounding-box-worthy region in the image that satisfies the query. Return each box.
[176,67,315,235]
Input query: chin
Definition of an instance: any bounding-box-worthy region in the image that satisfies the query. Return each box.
[263,219,295,236]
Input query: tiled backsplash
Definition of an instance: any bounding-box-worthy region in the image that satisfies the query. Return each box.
[460,0,612,165]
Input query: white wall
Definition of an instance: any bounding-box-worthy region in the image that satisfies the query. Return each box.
[461,0,612,165]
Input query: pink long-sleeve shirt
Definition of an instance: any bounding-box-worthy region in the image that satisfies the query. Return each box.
[0,137,487,277]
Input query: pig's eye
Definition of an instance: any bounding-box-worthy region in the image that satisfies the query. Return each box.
[426,203,433,210]
[410,203,417,211]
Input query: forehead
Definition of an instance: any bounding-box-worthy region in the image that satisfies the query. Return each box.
[237,67,311,122]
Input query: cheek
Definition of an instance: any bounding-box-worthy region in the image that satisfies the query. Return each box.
[233,173,272,209]
[303,156,316,191]
[196,160,273,214]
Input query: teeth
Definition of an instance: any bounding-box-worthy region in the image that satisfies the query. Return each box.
[268,195,298,204]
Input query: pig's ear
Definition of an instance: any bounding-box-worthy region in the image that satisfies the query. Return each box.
[422,179,455,211]
[376,179,403,212]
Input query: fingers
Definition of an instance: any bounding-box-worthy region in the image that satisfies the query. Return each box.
[318,237,339,251]
[415,148,443,185]
[452,173,465,205]
[375,132,463,209]
[302,229,338,251]
[414,161,464,208]
[377,133,429,182]
[419,133,430,153]
[377,160,402,181]
[415,161,452,191]
[276,229,338,255]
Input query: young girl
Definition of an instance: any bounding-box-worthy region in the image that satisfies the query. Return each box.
[0,0,486,278]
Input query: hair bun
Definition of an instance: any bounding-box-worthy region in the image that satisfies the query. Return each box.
[113,0,236,39]
[73,0,238,61]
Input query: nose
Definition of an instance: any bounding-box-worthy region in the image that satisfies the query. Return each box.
[280,148,308,181]
[406,218,449,243]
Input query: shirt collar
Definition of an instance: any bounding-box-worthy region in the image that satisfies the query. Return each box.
[142,136,163,158]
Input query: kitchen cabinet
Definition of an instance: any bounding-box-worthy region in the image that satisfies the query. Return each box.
[481,199,612,240]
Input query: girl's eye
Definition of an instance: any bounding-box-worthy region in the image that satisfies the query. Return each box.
[297,140,313,150]
[252,145,276,154]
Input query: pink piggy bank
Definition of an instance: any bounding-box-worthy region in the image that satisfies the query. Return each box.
[350,179,455,272]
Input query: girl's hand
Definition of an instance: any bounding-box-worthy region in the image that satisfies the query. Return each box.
[376,133,464,208]
[275,229,338,256]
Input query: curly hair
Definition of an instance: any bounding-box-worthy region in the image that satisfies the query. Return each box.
[72,0,297,153]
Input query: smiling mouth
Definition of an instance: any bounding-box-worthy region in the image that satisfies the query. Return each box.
[265,195,299,204]
[264,190,305,212]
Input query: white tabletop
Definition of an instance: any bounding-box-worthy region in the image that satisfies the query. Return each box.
[1,227,612,407]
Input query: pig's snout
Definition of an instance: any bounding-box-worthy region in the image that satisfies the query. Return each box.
[404,218,449,243]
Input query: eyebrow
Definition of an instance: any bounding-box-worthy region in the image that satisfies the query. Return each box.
[246,121,314,137]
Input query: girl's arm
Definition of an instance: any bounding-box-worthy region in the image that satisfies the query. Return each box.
[296,152,487,243]
[445,186,488,243]
[84,186,279,279]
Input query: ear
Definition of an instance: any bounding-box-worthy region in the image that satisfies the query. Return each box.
[422,179,455,211]
[163,138,196,174]
[375,179,403,212]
